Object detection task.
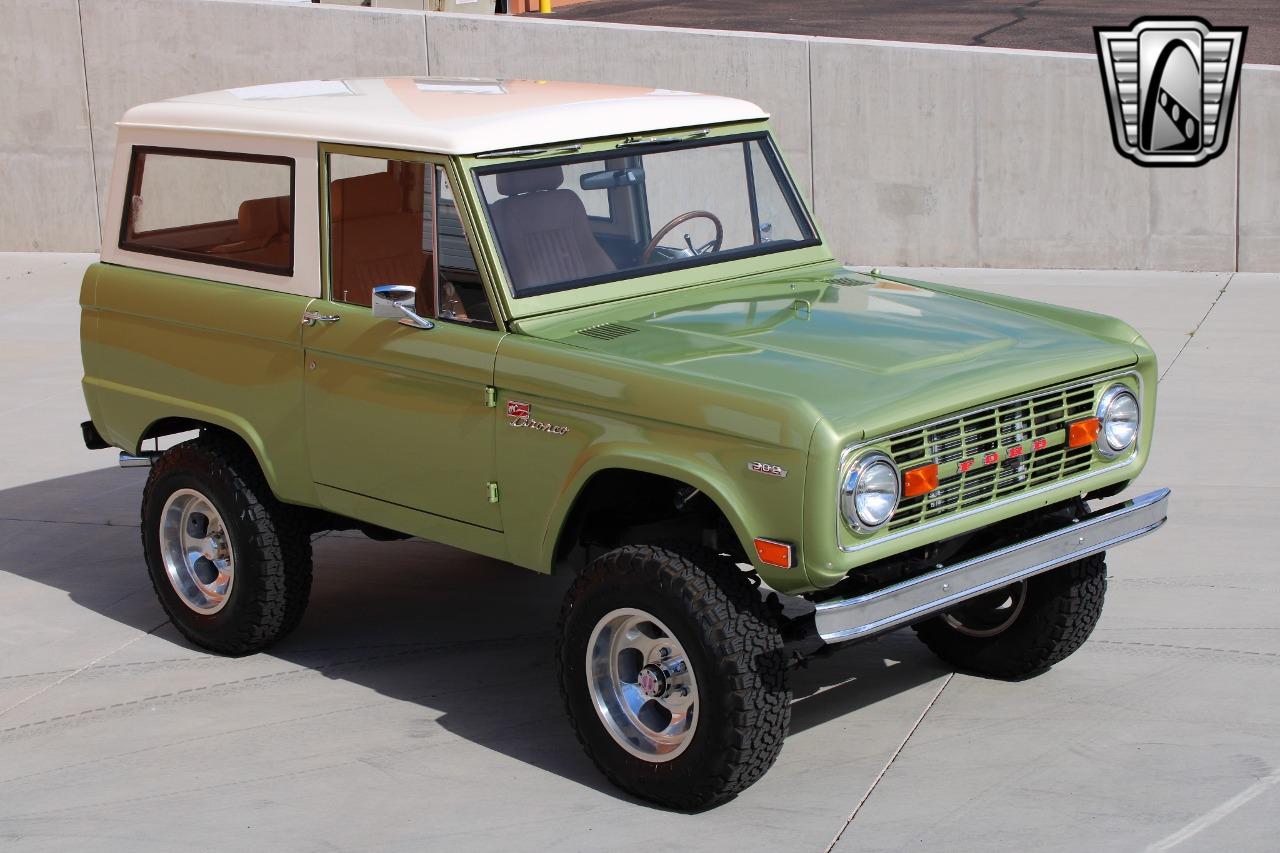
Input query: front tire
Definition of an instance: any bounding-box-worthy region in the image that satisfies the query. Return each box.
[141,435,313,655]
[913,554,1107,679]
[557,546,790,809]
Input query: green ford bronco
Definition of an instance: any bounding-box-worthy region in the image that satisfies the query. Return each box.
[80,77,1169,808]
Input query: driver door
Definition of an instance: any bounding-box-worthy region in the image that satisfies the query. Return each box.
[302,149,503,531]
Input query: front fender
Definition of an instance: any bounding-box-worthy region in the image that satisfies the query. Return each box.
[541,447,748,567]
[494,398,813,594]
[557,444,810,594]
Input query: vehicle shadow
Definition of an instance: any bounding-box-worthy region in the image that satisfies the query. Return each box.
[0,466,952,804]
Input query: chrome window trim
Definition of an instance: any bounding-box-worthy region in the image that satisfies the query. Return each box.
[834,369,1143,553]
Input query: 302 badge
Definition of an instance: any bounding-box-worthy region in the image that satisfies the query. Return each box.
[748,461,788,478]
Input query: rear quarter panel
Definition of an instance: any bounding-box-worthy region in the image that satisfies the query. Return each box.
[80,262,316,505]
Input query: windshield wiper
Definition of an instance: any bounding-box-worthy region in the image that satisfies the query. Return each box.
[477,128,711,159]
[475,143,583,159]
[617,128,710,147]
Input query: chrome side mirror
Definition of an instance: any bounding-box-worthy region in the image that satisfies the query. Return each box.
[372,284,434,330]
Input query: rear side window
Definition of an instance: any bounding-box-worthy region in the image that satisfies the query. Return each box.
[119,147,295,276]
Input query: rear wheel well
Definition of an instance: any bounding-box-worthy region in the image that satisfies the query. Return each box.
[136,416,209,452]
[553,469,747,573]
[139,419,263,476]
[139,419,405,539]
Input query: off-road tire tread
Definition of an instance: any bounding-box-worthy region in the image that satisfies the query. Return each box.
[141,434,312,655]
[913,554,1107,679]
[556,545,790,810]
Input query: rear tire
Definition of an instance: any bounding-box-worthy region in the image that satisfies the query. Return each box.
[141,435,312,655]
[557,545,790,809]
[913,554,1107,679]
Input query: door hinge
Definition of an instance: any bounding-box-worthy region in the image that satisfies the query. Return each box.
[487,481,500,503]
[484,386,497,407]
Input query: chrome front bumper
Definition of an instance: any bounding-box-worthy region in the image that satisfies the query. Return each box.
[814,488,1170,644]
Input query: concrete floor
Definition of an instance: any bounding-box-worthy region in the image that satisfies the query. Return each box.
[544,0,1280,66]
[1,253,1277,851]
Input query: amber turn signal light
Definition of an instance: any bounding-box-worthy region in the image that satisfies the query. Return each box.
[1068,417,1101,448]
[753,538,793,569]
[902,463,939,498]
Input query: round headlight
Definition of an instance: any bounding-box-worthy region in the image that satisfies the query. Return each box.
[1097,385,1139,456]
[841,452,900,532]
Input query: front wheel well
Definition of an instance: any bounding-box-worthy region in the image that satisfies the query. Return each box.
[552,469,747,573]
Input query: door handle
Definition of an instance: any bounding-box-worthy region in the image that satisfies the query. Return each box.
[302,310,341,327]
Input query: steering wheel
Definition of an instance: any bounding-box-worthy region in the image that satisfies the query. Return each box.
[640,211,724,265]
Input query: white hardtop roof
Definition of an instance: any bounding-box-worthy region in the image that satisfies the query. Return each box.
[119,77,769,155]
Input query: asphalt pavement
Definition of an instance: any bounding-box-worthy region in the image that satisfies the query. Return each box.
[0,253,1277,851]
[541,0,1280,66]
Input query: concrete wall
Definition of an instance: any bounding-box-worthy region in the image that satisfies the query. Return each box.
[0,0,100,251]
[1239,65,1280,272]
[2,0,1274,272]
[424,14,812,203]
[79,0,428,227]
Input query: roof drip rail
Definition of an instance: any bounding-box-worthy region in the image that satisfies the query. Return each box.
[617,129,711,147]
[475,143,583,159]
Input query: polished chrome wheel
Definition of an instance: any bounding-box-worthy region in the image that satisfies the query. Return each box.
[158,488,234,615]
[586,608,699,762]
[942,581,1027,638]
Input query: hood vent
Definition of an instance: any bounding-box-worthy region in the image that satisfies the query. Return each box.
[577,322,637,341]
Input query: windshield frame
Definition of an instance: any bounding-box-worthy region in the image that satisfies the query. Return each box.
[466,125,826,316]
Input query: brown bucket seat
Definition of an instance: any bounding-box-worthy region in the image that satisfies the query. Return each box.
[487,165,615,291]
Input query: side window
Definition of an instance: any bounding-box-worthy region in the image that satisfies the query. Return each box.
[748,142,807,244]
[327,154,495,328]
[120,148,294,275]
[328,154,432,312]
[434,168,494,328]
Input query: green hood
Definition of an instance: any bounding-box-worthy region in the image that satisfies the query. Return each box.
[516,268,1140,441]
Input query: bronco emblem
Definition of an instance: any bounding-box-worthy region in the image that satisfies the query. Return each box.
[506,401,569,436]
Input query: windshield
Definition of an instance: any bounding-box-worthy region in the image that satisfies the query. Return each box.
[475,134,816,298]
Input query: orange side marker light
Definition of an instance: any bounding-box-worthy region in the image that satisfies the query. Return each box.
[753,538,793,569]
[1068,417,1101,448]
[902,463,939,498]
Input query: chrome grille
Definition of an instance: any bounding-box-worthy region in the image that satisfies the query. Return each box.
[885,381,1099,531]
